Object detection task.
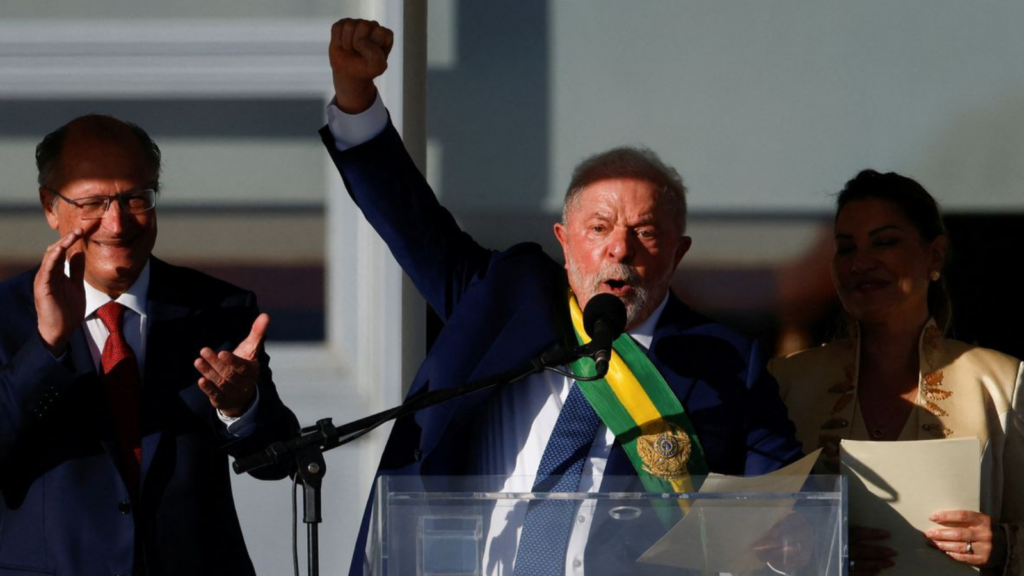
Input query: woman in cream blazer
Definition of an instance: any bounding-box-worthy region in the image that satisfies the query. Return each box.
[770,170,1023,575]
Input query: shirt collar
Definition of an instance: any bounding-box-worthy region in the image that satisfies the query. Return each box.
[626,293,670,350]
[81,259,152,319]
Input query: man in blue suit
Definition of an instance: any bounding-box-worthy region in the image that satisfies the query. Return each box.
[0,115,299,575]
[324,19,802,575]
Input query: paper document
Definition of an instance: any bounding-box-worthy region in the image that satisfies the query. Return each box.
[841,437,980,575]
[638,449,822,572]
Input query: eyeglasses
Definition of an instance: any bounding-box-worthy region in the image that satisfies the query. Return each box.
[45,187,159,220]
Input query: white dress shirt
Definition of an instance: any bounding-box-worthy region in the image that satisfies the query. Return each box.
[71,259,258,437]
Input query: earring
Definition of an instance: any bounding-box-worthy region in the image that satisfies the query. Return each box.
[930,270,941,281]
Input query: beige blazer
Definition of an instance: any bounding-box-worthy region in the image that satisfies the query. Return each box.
[770,322,1024,574]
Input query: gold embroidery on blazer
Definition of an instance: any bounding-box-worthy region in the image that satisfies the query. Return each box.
[820,418,849,430]
[924,401,949,418]
[831,393,854,414]
[921,423,953,438]
[828,381,854,394]
[819,360,856,469]
[921,386,952,402]
[919,324,953,433]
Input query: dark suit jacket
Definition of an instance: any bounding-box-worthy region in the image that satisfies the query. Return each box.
[0,257,299,576]
[321,121,802,575]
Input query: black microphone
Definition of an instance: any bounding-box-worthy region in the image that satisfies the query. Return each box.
[582,293,628,377]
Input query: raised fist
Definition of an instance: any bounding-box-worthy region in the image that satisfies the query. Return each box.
[329,18,394,113]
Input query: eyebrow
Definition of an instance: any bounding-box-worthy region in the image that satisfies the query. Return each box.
[835,224,903,240]
[580,212,611,223]
[582,212,659,225]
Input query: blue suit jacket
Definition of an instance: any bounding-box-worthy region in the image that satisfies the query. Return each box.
[321,122,802,575]
[0,257,299,576]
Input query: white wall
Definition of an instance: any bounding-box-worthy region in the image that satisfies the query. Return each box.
[425,1,1024,217]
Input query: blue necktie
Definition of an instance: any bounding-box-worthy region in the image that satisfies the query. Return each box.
[513,383,602,575]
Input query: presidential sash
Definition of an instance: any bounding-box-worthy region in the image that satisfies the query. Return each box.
[568,295,709,498]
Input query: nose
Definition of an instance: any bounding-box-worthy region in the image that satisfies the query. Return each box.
[849,249,876,273]
[99,199,127,234]
[605,227,635,263]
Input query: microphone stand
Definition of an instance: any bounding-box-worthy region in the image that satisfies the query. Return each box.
[233,343,598,576]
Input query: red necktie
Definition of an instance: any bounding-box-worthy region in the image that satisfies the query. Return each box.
[96,301,142,502]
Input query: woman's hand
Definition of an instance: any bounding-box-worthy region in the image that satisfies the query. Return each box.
[849,525,897,575]
[926,510,1005,569]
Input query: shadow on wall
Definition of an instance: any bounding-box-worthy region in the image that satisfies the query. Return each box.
[428,0,550,230]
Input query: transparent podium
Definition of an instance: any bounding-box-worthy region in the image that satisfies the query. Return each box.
[369,474,846,575]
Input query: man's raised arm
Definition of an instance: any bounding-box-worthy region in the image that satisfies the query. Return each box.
[321,18,500,320]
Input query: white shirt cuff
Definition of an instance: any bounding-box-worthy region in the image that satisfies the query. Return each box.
[217,387,260,438]
[326,92,388,152]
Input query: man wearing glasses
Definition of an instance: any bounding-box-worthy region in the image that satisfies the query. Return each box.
[0,115,299,575]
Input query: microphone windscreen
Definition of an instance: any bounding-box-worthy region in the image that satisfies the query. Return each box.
[582,293,627,341]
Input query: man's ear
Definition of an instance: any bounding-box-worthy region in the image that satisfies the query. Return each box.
[553,222,570,271]
[40,188,60,231]
[674,235,692,268]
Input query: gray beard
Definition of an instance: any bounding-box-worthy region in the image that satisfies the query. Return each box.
[566,259,665,328]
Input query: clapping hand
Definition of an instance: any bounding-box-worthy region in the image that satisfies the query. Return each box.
[194,313,269,418]
[34,229,86,355]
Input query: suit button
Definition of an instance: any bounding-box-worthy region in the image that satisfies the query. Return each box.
[118,501,131,514]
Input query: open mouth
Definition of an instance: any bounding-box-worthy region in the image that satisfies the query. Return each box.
[602,279,634,295]
[853,280,890,293]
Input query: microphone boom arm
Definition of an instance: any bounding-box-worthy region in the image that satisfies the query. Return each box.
[232,343,592,475]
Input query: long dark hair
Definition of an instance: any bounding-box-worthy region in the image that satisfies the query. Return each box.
[834,169,952,335]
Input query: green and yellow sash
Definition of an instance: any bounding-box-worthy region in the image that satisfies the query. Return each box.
[568,295,709,498]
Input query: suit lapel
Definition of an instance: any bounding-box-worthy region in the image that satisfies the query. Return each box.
[65,326,120,460]
[605,444,636,476]
[140,258,194,487]
[647,294,699,405]
[422,300,568,470]
[420,274,574,474]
